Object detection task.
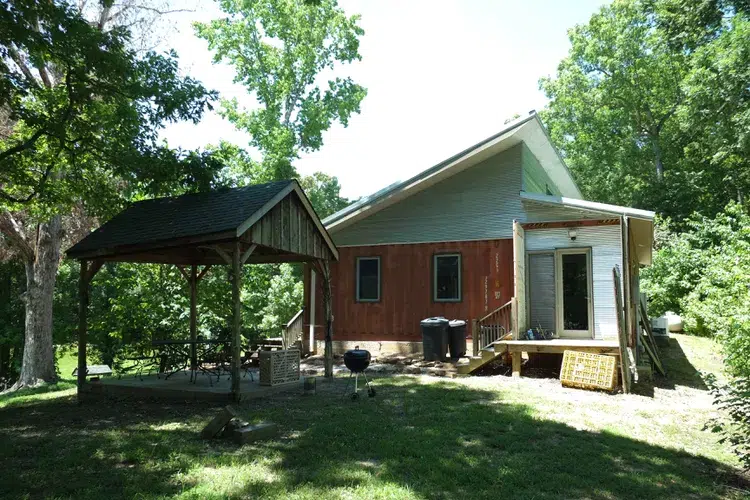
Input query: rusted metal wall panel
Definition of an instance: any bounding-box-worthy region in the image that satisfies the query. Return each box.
[306,239,514,342]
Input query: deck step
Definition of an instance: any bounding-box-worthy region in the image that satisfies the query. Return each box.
[456,348,506,375]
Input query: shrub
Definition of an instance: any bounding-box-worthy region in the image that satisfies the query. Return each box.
[642,203,750,377]
[706,374,750,470]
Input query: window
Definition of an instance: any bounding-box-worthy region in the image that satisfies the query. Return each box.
[356,257,380,302]
[433,253,461,302]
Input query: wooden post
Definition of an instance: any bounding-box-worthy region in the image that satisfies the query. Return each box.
[511,297,518,340]
[471,319,479,357]
[231,241,242,401]
[512,352,521,378]
[315,259,333,378]
[189,264,198,371]
[77,260,90,395]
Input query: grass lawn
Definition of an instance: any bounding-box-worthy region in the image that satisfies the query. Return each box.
[0,334,746,499]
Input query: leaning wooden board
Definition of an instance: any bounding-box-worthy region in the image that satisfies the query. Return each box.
[612,266,632,393]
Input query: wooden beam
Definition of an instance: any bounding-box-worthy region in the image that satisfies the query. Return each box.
[212,245,232,265]
[511,352,521,378]
[196,265,212,282]
[503,343,619,354]
[521,219,620,230]
[231,241,242,401]
[240,244,257,265]
[471,319,479,357]
[189,264,198,372]
[613,265,632,393]
[68,230,236,261]
[86,259,105,282]
[77,261,90,396]
[175,264,190,282]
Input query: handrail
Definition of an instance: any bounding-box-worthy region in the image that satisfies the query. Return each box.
[285,308,304,329]
[282,308,305,349]
[478,300,513,324]
[473,299,514,356]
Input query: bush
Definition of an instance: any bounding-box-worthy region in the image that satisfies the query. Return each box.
[642,203,750,377]
[706,374,750,470]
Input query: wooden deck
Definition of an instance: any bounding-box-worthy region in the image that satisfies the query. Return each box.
[458,338,621,376]
[495,339,620,354]
[80,370,303,402]
[495,338,620,378]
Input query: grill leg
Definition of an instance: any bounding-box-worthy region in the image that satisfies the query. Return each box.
[341,370,355,398]
[362,371,376,398]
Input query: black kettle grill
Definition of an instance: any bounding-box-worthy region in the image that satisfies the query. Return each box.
[343,346,376,400]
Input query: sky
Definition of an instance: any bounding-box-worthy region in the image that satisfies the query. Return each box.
[160,0,608,200]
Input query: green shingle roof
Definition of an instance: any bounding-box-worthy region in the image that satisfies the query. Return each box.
[67,180,293,257]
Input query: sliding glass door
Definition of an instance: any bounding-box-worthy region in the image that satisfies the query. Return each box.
[555,248,593,338]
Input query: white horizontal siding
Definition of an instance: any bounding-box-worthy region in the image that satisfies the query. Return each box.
[332,144,524,246]
[525,225,622,340]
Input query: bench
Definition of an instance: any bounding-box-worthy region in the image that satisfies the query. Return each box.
[72,364,113,379]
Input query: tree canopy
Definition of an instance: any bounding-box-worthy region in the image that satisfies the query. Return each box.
[0,0,221,220]
[194,0,367,180]
[540,0,750,221]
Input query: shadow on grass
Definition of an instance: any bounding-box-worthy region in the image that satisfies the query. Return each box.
[0,376,744,499]
[655,337,708,391]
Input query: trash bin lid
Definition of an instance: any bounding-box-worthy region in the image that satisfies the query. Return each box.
[420,316,449,326]
[449,319,466,327]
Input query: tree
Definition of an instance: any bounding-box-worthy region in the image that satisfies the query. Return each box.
[0,0,219,389]
[196,0,365,376]
[299,172,350,219]
[540,0,749,221]
[194,0,367,180]
[539,0,687,214]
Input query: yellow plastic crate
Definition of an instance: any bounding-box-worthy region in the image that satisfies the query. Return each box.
[560,350,617,392]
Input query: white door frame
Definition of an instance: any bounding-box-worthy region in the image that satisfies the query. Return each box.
[554,248,594,339]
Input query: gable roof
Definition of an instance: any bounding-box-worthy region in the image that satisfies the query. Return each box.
[323,112,582,233]
[67,180,338,261]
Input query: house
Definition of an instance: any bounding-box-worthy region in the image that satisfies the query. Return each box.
[301,112,654,380]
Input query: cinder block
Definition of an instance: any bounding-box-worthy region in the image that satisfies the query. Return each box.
[233,422,278,445]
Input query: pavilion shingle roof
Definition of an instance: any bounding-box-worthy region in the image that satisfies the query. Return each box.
[67,180,293,257]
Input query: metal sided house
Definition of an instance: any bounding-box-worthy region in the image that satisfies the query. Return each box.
[300,112,654,386]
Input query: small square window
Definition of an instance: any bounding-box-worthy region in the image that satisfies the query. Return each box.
[356,257,380,302]
[434,253,461,302]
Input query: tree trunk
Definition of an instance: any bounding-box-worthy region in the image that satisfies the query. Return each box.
[13,216,63,389]
[650,133,664,181]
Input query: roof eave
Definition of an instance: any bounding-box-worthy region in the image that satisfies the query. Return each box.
[520,191,656,220]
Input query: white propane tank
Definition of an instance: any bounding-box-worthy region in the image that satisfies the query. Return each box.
[665,312,684,332]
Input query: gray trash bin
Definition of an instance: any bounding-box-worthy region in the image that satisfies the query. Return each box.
[420,317,449,361]
[448,319,467,359]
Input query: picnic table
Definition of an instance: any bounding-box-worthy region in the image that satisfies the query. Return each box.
[72,364,112,379]
[151,339,233,384]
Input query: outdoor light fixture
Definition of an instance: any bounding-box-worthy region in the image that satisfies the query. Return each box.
[568,228,578,241]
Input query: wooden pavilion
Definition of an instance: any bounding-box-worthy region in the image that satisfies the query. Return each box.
[67,180,338,402]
